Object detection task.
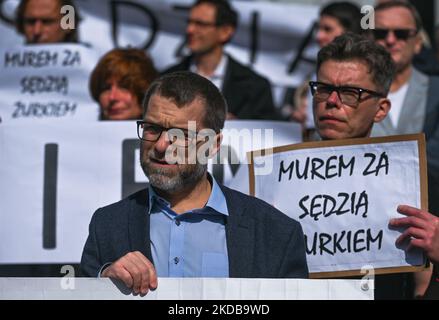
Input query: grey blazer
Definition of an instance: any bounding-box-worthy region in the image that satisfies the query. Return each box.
[80,185,309,279]
[371,68,439,214]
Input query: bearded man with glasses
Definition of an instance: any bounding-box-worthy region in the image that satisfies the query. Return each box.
[80,71,308,295]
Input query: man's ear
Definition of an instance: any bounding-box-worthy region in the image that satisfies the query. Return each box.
[218,25,235,44]
[207,132,223,158]
[374,98,391,123]
[413,33,423,55]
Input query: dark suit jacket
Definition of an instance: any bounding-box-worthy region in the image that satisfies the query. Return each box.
[80,185,309,279]
[163,54,279,120]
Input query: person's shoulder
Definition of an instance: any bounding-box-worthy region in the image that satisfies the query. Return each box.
[221,185,301,228]
[226,55,270,84]
[161,56,192,75]
[91,189,148,223]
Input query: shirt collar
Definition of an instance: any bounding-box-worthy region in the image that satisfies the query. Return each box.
[190,54,228,81]
[147,173,229,216]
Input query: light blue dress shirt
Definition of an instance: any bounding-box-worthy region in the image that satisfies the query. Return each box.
[148,174,229,277]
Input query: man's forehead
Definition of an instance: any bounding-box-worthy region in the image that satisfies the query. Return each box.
[318,59,371,85]
[25,0,62,16]
[147,94,205,116]
[191,3,217,20]
[375,6,417,28]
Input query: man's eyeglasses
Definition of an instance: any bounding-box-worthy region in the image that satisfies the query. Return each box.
[23,17,59,26]
[309,81,385,108]
[372,28,418,41]
[137,121,199,148]
[186,18,218,28]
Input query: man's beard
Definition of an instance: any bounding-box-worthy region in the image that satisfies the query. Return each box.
[140,148,207,193]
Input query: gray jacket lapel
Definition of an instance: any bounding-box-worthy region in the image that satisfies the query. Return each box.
[396,68,428,134]
[372,68,428,137]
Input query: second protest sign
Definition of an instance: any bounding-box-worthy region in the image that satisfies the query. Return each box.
[248,134,428,277]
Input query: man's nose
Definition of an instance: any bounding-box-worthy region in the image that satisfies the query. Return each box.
[32,20,43,36]
[326,91,342,107]
[385,30,397,44]
[154,131,171,153]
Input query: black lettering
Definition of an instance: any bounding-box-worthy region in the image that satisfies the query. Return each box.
[311,158,325,180]
[305,228,383,256]
[325,155,338,178]
[10,101,77,118]
[319,233,333,255]
[249,11,259,64]
[62,49,81,67]
[310,195,323,221]
[367,229,383,250]
[298,195,310,219]
[12,101,25,118]
[287,21,317,74]
[356,190,369,218]
[278,160,294,182]
[111,1,159,50]
[322,194,337,217]
[212,145,240,185]
[4,50,58,68]
[304,233,317,255]
[299,191,369,221]
[296,158,309,180]
[339,155,355,176]
[21,76,69,95]
[43,144,58,249]
[0,3,15,25]
[333,230,347,253]
[121,139,148,198]
[336,192,350,216]
[353,229,366,252]
[375,152,389,176]
[363,152,389,176]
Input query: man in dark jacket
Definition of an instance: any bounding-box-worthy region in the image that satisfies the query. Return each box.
[163,0,278,120]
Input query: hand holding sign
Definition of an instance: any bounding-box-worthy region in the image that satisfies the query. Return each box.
[390,205,439,265]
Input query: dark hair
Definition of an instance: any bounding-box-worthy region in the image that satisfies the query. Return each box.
[143,71,227,133]
[193,0,238,29]
[89,48,158,119]
[320,1,363,35]
[15,0,81,43]
[317,33,395,95]
[375,1,423,32]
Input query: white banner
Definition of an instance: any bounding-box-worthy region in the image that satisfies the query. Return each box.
[0,120,301,264]
[0,278,373,300]
[250,135,427,275]
[0,0,320,106]
[0,44,100,122]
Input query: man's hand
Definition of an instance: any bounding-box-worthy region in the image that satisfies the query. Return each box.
[389,205,439,264]
[101,251,158,296]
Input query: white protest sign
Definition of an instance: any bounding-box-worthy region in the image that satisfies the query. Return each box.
[249,134,428,277]
[0,0,320,105]
[0,120,301,264]
[0,44,100,122]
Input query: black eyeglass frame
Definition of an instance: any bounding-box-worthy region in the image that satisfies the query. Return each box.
[186,18,220,28]
[136,120,201,143]
[372,28,418,41]
[309,81,385,108]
